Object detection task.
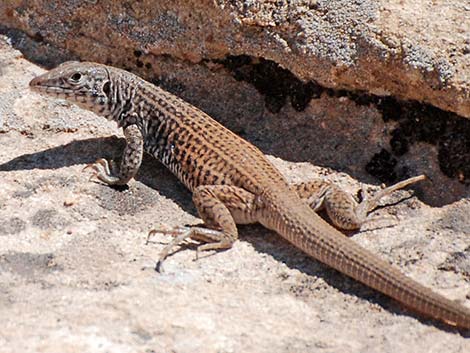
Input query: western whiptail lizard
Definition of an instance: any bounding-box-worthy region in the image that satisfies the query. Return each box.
[29,61,470,330]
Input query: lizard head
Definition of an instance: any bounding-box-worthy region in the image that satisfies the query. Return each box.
[29,61,112,113]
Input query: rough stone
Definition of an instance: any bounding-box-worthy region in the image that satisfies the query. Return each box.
[1,35,470,352]
[0,0,469,119]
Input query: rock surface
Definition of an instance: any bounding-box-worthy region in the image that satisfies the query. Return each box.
[1,0,470,119]
[2,0,470,196]
[1,35,470,352]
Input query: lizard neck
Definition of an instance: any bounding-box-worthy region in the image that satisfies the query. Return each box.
[104,73,140,127]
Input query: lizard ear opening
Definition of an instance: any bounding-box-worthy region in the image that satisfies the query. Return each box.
[102,81,111,97]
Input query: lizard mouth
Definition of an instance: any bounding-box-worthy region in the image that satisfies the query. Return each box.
[29,83,77,96]
[29,76,74,94]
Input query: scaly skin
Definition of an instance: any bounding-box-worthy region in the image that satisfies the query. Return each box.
[30,61,470,329]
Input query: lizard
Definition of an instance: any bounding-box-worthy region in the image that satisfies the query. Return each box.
[29,61,470,330]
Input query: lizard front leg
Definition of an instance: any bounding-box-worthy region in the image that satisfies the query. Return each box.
[292,175,425,230]
[85,124,144,185]
[150,185,258,271]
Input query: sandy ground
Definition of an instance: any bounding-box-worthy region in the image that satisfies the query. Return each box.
[1,38,470,352]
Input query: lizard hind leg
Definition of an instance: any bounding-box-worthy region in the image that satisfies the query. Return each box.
[292,179,367,230]
[150,185,258,272]
[293,175,426,230]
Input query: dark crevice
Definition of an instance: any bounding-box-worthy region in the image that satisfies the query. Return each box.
[373,97,470,185]
[2,24,469,186]
[213,55,323,113]
[215,55,470,185]
[365,149,397,183]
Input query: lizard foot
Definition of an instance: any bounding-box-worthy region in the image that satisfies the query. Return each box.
[353,174,427,229]
[83,158,122,185]
[148,225,231,272]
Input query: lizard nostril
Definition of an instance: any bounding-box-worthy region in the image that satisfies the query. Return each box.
[29,76,40,87]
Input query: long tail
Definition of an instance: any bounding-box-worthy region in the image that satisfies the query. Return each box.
[265,191,470,329]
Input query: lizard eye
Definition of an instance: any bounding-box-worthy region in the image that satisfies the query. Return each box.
[70,72,82,82]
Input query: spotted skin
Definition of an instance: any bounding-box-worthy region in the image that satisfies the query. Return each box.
[293,175,426,230]
[29,61,470,330]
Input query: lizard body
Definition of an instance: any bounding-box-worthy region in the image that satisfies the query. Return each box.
[29,61,470,329]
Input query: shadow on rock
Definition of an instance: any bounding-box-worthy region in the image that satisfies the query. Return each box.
[0,136,124,171]
[240,224,469,336]
[0,135,196,216]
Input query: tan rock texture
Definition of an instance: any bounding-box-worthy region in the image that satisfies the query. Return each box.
[1,1,470,351]
[1,0,470,195]
[0,0,469,118]
[1,35,470,352]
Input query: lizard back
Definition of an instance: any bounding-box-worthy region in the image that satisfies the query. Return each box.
[29,61,470,329]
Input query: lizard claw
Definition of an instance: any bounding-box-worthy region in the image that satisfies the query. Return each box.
[87,172,99,183]
[155,259,165,273]
[147,225,196,273]
[146,229,158,245]
[82,158,123,185]
[146,224,184,244]
[83,158,111,173]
